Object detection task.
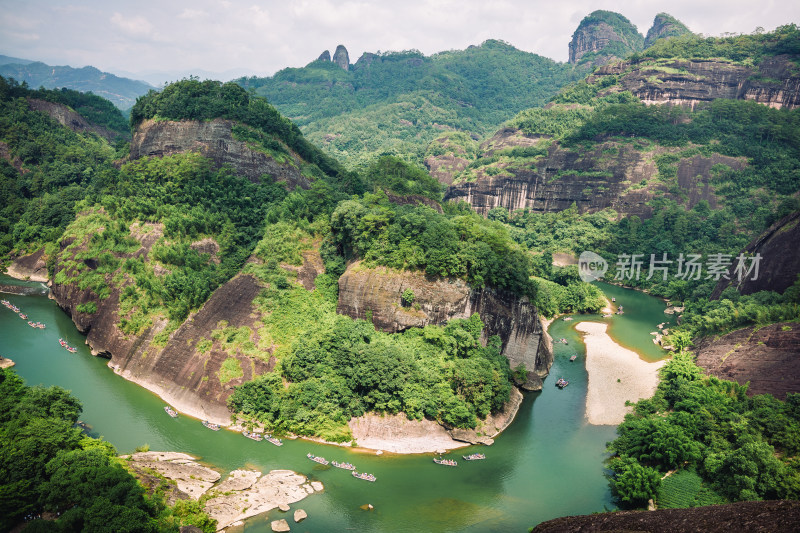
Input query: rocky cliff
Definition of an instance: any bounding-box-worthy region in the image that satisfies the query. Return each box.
[711,210,800,298]
[129,118,312,189]
[442,127,743,217]
[591,55,800,110]
[336,262,553,390]
[332,45,350,71]
[695,321,800,400]
[644,13,692,48]
[568,10,644,66]
[27,98,121,141]
[48,222,282,426]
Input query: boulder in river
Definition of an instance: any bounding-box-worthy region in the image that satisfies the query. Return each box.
[294,509,307,522]
[271,519,291,532]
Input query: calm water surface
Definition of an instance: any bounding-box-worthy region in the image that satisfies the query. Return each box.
[0,276,673,532]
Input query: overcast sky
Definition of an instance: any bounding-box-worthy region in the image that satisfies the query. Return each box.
[1,0,798,83]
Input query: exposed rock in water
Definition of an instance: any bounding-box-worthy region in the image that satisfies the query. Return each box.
[294,509,307,522]
[129,118,312,190]
[695,321,800,400]
[443,128,742,218]
[0,356,15,369]
[5,248,48,282]
[125,453,321,532]
[332,45,350,71]
[568,10,644,66]
[711,210,800,299]
[317,50,331,62]
[531,499,800,533]
[644,13,692,48]
[271,519,290,532]
[337,262,552,390]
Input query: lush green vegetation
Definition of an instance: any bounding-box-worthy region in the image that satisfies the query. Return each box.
[571,10,644,65]
[237,40,584,167]
[607,353,800,508]
[644,13,692,48]
[0,368,215,532]
[0,76,122,259]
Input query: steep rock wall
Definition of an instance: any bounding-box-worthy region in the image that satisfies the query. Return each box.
[130,118,311,189]
[592,56,800,110]
[444,128,743,217]
[336,263,553,390]
[49,228,274,426]
[27,98,121,141]
[711,210,800,298]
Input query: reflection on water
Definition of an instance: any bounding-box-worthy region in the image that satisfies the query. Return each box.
[1,275,673,532]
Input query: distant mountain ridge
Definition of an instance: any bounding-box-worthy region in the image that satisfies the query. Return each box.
[0,56,152,109]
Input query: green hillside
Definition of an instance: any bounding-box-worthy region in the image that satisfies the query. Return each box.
[237,40,583,168]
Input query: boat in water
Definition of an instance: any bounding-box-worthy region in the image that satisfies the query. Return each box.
[352,471,376,482]
[433,457,458,466]
[242,431,263,441]
[569,355,577,361]
[332,460,356,470]
[307,453,329,465]
[462,453,486,461]
[59,338,77,353]
[264,434,283,446]
[202,420,220,431]
[164,406,178,418]
[556,377,569,389]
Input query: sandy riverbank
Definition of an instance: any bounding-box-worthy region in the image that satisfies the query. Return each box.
[575,321,667,425]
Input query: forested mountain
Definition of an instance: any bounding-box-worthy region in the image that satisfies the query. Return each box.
[236,40,585,168]
[0,57,153,109]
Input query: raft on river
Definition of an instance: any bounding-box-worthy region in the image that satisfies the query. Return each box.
[307,453,329,465]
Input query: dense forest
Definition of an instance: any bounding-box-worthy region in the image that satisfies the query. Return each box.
[236,40,585,167]
[0,368,215,532]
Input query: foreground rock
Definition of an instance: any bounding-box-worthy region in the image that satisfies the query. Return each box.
[4,248,48,282]
[125,452,321,531]
[531,499,800,533]
[271,519,290,532]
[294,509,307,522]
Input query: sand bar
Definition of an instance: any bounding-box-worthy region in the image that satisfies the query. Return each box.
[575,321,667,425]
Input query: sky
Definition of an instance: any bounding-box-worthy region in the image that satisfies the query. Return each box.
[1,0,798,84]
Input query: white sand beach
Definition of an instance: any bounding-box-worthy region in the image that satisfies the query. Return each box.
[575,321,667,425]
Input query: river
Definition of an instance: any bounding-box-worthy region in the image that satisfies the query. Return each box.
[0,277,674,532]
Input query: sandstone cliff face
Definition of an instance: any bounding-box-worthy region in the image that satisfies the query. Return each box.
[695,322,800,400]
[129,118,311,189]
[443,127,742,217]
[711,210,800,298]
[49,226,278,425]
[336,263,553,390]
[592,55,800,110]
[5,247,48,282]
[26,98,121,141]
[568,11,644,65]
[332,45,350,71]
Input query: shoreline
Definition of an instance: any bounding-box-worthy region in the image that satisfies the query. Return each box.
[575,321,667,425]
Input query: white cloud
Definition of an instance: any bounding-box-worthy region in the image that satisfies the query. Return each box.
[110,12,153,36]
[179,8,209,19]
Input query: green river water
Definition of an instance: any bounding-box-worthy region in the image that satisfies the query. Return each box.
[0,278,674,532]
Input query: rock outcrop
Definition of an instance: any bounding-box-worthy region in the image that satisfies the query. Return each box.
[336,263,552,390]
[568,10,644,66]
[27,98,122,141]
[130,118,312,189]
[317,50,331,62]
[332,45,350,71]
[531,499,800,533]
[711,210,800,298]
[695,321,800,399]
[444,128,743,217]
[5,247,48,282]
[592,55,800,110]
[644,13,692,48]
[49,224,276,426]
[125,452,322,531]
